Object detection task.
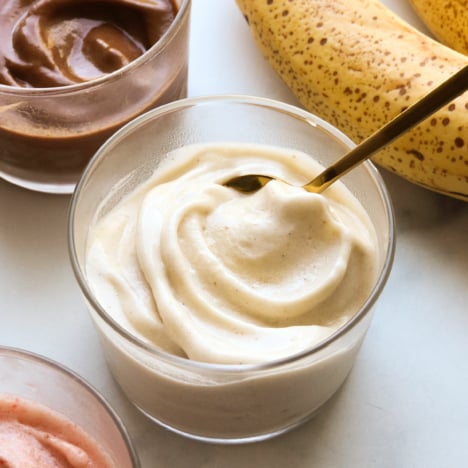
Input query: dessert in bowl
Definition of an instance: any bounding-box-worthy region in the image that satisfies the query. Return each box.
[69,95,395,443]
[0,0,191,193]
[0,346,139,467]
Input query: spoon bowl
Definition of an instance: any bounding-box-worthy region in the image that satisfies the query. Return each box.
[225,65,468,194]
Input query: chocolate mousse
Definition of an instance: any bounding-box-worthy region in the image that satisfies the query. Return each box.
[0,0,187,190]
[0,0,178,87]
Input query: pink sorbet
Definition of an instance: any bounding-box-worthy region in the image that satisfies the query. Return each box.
[0,394,116,467]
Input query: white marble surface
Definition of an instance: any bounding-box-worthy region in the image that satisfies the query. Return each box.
[1,1,467,467]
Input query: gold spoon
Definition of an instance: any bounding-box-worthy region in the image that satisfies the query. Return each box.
[224,65,468,194]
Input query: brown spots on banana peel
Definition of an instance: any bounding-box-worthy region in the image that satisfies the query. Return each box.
[409,0,468,55]
[237,0,468,200]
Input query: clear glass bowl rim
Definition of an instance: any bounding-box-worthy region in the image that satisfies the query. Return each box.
[68,94,396,375]
[0,0,191,96]
[0,345,140,467]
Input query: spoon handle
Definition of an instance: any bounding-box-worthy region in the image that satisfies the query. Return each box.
[307,65,468,193]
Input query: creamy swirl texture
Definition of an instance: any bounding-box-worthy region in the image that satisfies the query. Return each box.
[0,0,177,87]
[0,394,115,467]
[86,143,378,364]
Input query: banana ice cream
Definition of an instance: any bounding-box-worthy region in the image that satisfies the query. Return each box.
[81,141,385,440]
[86,143,378,363]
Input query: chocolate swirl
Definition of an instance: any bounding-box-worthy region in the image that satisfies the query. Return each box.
[0,0,177,87]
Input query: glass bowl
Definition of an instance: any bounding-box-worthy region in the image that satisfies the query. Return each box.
[69,95,395,444]
[0,0,191,194]
[0,345,139,467]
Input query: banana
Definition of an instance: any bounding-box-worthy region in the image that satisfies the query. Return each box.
[236,0,468,200]
[409,0,468,55]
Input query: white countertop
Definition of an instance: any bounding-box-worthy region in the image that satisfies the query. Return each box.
[1,1,467,467]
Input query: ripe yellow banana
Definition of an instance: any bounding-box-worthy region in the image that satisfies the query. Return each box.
[236,0,468,200]
[409,0,468,55]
